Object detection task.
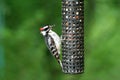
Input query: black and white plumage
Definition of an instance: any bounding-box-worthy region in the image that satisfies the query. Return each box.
[40,25,63,69]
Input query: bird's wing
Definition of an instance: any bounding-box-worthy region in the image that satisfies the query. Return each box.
[48,31,61,54]
[45,35,55,54]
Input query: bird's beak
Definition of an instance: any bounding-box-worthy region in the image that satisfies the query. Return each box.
[50,25,55,29]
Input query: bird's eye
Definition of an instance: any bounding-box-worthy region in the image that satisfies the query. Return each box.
[44,28,48,31]
[43,26,50,31]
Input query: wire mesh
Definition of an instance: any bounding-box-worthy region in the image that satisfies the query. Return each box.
[62,0,84,74]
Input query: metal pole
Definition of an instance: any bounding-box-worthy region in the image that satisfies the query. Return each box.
[62,0,84,74]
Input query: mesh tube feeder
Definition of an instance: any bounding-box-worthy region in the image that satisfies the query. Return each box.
[61,0,84,74]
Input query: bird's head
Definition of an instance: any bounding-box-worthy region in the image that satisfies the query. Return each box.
[40,25,53,36]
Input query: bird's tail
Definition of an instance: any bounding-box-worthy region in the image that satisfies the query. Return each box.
[58,59,63,69]
[53,53,63,69]
[50,44,63,69]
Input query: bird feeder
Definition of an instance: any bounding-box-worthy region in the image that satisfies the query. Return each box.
[61,0,84,74]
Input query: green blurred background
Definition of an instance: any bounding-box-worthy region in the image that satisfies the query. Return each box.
[0,0,120,80]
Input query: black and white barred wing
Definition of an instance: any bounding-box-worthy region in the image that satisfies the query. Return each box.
[45,34,62,68]
[48,31,61,54]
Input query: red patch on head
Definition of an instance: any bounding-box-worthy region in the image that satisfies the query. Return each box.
[40,28,44,31]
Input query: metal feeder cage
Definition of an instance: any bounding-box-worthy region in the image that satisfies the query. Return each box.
[61,0,84,74]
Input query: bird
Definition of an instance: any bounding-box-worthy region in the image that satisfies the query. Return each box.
[40,25,63,69]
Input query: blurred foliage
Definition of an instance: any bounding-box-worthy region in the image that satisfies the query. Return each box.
[0,0,120,80]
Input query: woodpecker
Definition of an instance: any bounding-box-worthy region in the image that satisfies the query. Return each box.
[40,25,63,69]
